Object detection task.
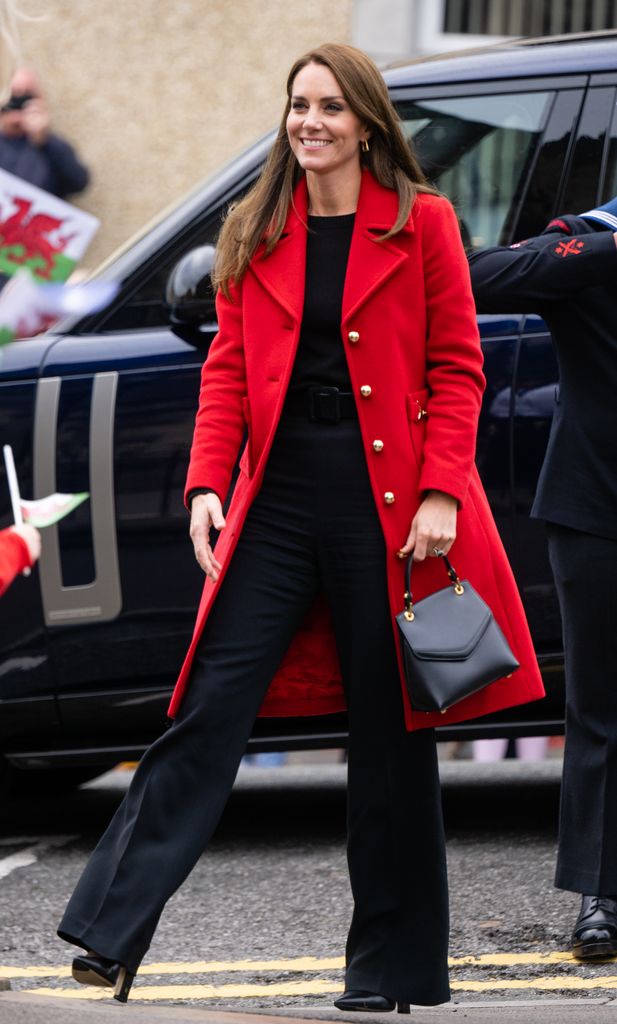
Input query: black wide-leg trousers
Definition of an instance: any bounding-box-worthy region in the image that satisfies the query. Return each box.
[58,413,450,1006]
[548,523,617,895]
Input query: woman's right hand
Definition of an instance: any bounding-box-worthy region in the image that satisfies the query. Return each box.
[189,493,226,581]
[10,524,41,565]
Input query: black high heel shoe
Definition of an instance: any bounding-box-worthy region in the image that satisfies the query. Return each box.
[334,990,410,1014]
[72,952,135,1003]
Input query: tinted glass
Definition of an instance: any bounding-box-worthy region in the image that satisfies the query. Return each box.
[101,212,224,332]
[513,88,583,242]
[561,87,615,214]
[395,92,553,250]
[599,89,617,204]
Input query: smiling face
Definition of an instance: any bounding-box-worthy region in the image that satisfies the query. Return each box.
[286,61,369,181]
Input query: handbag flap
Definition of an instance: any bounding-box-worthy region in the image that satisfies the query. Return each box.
[403,582,493,661]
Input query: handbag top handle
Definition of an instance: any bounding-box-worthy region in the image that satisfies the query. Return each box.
[403,553,465,621]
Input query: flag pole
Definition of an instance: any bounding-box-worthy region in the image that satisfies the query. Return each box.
[3,444,31,576]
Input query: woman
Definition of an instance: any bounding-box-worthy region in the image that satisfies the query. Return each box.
[58,43,544,1008]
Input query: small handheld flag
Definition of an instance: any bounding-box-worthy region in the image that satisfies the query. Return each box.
[20,492,89,528]
[2,445,90,577]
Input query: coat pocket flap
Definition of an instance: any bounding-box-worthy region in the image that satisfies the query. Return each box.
[398,583,493,661]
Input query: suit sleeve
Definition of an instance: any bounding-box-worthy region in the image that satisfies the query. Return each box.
[417,197,486,508]
[469,228,617,313]
[184,281,247,508]
[0,529,31,597]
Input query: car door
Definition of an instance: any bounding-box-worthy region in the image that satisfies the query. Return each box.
[0,336,62,756]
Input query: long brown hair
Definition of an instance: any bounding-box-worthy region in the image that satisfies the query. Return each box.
[213,43,435,298]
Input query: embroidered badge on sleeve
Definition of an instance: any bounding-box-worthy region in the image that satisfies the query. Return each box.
[553,238,585,257]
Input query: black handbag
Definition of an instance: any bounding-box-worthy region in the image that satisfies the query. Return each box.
[395,554,519,714]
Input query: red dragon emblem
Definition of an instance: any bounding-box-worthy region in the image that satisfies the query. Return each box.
[0,196,75,280]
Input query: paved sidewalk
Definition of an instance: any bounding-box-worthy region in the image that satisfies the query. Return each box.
[1,992,616,1024]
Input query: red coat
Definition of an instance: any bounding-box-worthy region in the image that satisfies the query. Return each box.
[168,171,545,728]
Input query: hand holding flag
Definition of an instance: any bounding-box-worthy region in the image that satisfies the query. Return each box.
[2,445,89,577]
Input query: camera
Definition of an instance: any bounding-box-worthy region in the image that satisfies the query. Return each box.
[1,92,35,113]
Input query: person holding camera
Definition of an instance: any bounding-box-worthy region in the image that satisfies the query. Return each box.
[0,66,89,198]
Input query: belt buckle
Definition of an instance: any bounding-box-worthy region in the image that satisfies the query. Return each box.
[308,386,341,424]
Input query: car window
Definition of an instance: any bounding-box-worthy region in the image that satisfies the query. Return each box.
[394,91,554,250]
[599,89,617,204]
[561,87,615,214]
[99,212,223,332]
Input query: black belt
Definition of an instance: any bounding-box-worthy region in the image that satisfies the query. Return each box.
[285,385,358,423]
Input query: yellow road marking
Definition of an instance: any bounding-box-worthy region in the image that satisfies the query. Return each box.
[0,967,72,979]
[29,980,342,1001]
[3,949,612,980]
[26,975,617,1001]
[450,952,587,966]
[453,976,617,992]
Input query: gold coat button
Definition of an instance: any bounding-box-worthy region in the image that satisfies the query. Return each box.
[384,491,395,504]
[360,385,372,398]
[372,439,384,452]
[348,330,360,344]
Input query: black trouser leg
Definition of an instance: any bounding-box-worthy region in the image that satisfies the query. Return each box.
[317,446,449,1006]
[58,490,319,974]
[548,523,617,894]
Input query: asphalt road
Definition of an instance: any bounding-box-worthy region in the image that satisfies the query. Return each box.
[1,757,616,1018]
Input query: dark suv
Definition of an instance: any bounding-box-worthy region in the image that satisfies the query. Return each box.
[2,30,616,786]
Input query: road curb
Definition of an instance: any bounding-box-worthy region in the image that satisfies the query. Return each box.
[1,992,617,1024]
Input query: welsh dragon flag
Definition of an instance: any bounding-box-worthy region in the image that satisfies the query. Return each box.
[20,492,89,528]
[0,269,118,346]
[0,168,99,284]
[3,445,89,529]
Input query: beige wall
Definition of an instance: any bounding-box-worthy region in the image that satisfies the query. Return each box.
[18,0,352,269]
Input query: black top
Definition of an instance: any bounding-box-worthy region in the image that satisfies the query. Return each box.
[289,212,355,391]
[188,211,355,506]
[469,215,617,541]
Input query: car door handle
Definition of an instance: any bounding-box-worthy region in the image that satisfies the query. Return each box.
[34,372,122,627]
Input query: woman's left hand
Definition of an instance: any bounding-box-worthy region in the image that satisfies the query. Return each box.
[398,490,458,562]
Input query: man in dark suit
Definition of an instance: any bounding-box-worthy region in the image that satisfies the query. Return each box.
[468,199,617,960]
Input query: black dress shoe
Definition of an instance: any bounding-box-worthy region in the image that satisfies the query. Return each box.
[72,952,135,1002]
[571,895,617,960]
[334,990,410,1014]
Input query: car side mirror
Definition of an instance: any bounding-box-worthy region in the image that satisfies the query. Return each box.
[166,245,217,343]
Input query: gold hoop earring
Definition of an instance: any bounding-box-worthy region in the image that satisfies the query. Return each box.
[361,138,370,153]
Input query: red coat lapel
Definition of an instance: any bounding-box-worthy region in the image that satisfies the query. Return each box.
[248,170,413,325]
[342,169,413,324]
[247,180,308,324]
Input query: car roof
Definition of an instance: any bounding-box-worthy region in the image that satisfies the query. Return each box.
[383,30,617,88]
